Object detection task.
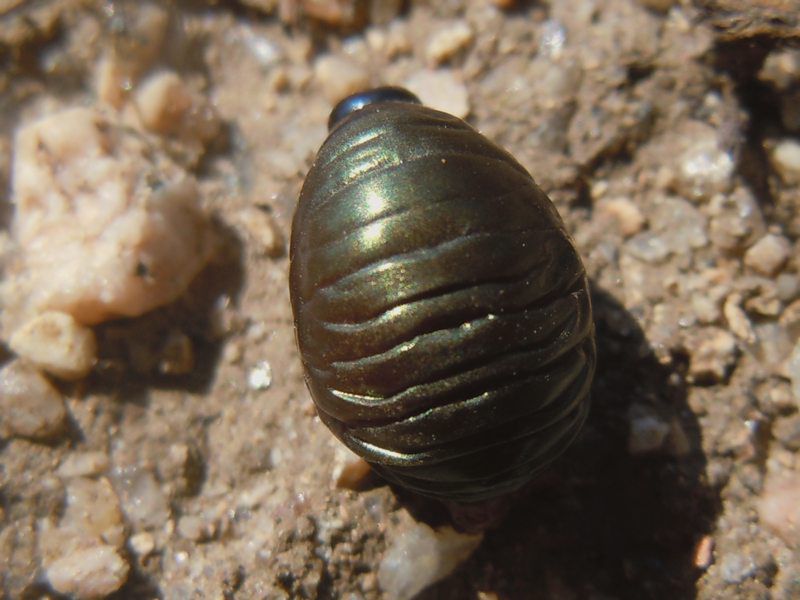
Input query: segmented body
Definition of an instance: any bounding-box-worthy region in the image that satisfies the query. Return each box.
[290,101,595,503]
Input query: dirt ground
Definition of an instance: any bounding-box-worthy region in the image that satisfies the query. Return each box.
[1,0,799,598]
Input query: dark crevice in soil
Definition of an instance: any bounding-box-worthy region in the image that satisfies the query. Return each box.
[109,564,164,600]
[627,63,656,86]
[0,13,63,79]
[20,582,64,600]
[712,36,785,213]
[571,176,594,213]
[418,286,720,599]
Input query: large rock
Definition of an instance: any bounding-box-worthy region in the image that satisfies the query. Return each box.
[5,106,214,328]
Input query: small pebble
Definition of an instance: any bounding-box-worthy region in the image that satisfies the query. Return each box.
[160,443,190,480]
[378,519,483,600]
[773,415,800,451]
[246,321,270,343]
[238,24,283,67]
[158,330,194,375]
[177,514,216,542]
[236,206,285,258]
[114,467,171,531]
[248,361,273,391]
[625,232,670,263]
[708,189,764,252]
[366,21,412,58]
[758,471,800,547]
[627,405,670,454]
[688,327,738,383]
[300,0,363,27]
[237,476,277,509]
[724,294,756,343]
[597,197,646,237]
[129,531,156,558]
[649,302,681,351]
[674,122,734,201]
[744,233,791,277]
[691,291,723,325]
[269,446,283,467]
[63,477,126,548]
[133,71,221,162]
[9,311,97,380]
[405,69,470,119]
[745,289,782,318]
[57,451,111,479]
[361,571,379,593]
[539,19,566,59]
[759,49,800,91]
[771,139,800,184]
[96,54,133,109]
[760,382,796,413]
[314,54,370,103]
[716,419,758,460]
[133,71,193,135]
[45,545,130,599]
[425,20,474,65]
[720,552,757,584]
[332,447,372,489]
[782,300,800,339]
[776,275,800,304]
[38,475,130,598]
[755,322,794,376]
[654,196,708,252]
[0,359,67,439]
[210,294,245,339]
[619,254,648,306]
[693,535,714,570]
[222,341,244,364]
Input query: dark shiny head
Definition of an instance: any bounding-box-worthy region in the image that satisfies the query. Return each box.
[328,87,421,131]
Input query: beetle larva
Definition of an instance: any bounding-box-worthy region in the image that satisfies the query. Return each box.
[290,87,595,504]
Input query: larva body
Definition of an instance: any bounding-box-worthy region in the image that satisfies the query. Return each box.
[290,89,595,503]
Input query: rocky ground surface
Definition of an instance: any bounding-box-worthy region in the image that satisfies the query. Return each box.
[1,0,799,598]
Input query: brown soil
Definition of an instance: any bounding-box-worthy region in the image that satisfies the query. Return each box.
[1,1,799,599]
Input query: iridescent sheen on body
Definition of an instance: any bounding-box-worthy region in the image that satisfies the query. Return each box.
[290,94,595,503]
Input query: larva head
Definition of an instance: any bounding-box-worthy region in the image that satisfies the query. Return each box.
[328,87,421,131]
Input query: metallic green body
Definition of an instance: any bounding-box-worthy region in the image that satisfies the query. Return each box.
[290,101,595,503]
